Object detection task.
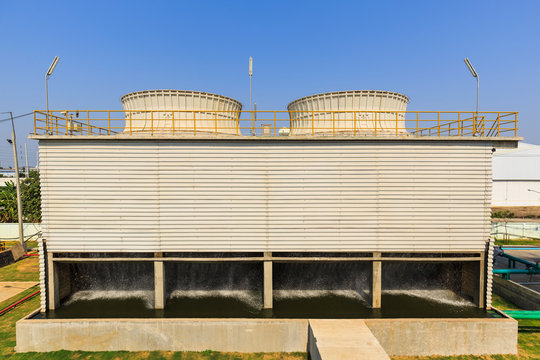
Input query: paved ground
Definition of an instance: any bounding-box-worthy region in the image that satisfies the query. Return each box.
[493,247,540,292]
[0,282,38,303]
[309,320,390,360]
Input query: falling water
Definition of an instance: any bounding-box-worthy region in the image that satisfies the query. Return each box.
[45,257,487,319]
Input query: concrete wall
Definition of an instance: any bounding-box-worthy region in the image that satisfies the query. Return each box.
[17,314,517,356]
[0,223,41,241]
[493,276,540,310]
[0,242,26,268]
[364,318,517,356]
[16,316,308,353]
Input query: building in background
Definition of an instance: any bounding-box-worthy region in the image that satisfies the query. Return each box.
[493,142,540,207]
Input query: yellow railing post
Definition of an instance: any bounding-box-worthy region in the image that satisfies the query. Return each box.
[129,112,132,135]
[416,112,419,136]
[108,111,111,135]
[332,111,335,136]
[437,112,440,136]
[274,111,277,136]
[252,111,255,136]
[33,112,36,135]
[87,111,90,135]
[236,111,239,135]
[396,111,398,136]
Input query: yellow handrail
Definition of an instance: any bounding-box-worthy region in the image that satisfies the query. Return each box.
[32,110,519,138]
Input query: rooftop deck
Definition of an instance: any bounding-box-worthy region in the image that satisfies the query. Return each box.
[32,110,519,139]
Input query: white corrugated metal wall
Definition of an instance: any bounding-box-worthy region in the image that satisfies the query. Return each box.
[39,140,492,253]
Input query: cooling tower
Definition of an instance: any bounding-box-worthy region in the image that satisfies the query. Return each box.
[121,90,242,135]
[287,90,409,136]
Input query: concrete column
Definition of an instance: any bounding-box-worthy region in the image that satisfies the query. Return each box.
[478,254,485,308]
[47,252,59,310]
[154,260,165,310]
[263,252,273,309]
[372,252,382,309]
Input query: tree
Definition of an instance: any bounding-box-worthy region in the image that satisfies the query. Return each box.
[492,210,514,245]
[21,171,41,222]
[0,182,17,222]
[0,170,41,223]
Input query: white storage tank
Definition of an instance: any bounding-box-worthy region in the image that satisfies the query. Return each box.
[287,90,409,136]
[121,90,242,135]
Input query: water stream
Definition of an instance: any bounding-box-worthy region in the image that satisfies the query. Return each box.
[41,260,489,319]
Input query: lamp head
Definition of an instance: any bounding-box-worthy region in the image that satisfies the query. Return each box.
[46,56,60,76]
[464,58,478,78]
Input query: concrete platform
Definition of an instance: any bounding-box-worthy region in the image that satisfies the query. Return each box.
[16,310,518,356]
[0,282,38,303]
[309,320,389,360]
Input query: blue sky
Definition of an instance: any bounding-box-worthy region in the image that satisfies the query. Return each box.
[1,0,539,167]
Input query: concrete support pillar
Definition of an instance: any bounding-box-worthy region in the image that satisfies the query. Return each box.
[263,252,273,309]
[372,252,382,309]
[154,260,165,310]
[47,252,59,310]
[478,254,485,309]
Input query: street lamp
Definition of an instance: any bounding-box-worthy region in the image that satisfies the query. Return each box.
[2,112,26,252]
[45,56,60,120]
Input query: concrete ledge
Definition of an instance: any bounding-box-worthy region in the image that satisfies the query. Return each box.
[16,313,517,356]
[0,249,15,268]
[16,315,308,353]
[0,243,25,268]
[364,317,517,356]
[493,275,540,310]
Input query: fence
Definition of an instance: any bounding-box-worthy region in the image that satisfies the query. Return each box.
[34,110,518,137]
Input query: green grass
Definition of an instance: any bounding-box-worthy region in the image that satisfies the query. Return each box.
[494,238,540,246]
[0,257,38,282]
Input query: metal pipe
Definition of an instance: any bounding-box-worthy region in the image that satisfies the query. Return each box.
[498,252,540,270]
[502,310,540,320]
[493,268,540,275]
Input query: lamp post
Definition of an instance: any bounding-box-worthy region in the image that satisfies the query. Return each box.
[45,56,60,122]
[464,58,479,134]
[249,56,254,135]
[249,56,253,112]
[4,112,26,252]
